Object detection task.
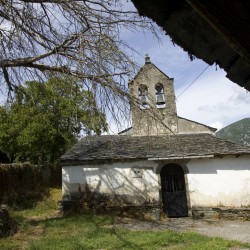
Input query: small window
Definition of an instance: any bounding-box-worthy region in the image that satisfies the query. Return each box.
[155,83,166,108]
[138,84,149,109]
[131,168,143,178]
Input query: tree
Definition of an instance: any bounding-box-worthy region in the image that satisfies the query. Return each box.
[0,77,107,164]
[0,1,158,127]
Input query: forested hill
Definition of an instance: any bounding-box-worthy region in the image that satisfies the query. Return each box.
[216,118,250,146]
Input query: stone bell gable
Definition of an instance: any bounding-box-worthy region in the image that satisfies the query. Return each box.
[129,55,178,136]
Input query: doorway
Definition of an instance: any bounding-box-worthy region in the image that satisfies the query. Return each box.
[160,164,188,217]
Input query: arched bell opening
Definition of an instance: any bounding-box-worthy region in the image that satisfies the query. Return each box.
[138,84,149,109]
[160,163,188,217]
[155,83,166,108]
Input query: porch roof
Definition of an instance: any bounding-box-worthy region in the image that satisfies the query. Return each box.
[131,0,250,91]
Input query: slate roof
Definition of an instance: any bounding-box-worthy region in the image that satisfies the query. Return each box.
[60,133,250,165]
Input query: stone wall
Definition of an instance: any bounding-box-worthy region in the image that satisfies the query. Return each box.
[0,163,48,205]
[178,117,216,134]
[130,62,178,136]
[192,207,250,220]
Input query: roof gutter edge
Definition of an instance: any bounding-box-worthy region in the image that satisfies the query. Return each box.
[147,155,215,160]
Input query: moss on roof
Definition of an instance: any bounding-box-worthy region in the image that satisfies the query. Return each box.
[60,133,250,165]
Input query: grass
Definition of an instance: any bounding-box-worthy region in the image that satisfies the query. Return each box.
[11,188,61,219]
[0,188,249,250]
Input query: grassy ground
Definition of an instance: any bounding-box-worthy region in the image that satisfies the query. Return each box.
[0,188,249,250]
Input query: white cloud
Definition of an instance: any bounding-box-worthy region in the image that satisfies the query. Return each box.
[209,121,224,130]
[228,88,250,105]
[176,68,250,128]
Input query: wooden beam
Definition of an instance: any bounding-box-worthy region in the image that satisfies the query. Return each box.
[186,0,250,65]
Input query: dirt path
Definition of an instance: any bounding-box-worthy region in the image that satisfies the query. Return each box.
[114,217,250,244]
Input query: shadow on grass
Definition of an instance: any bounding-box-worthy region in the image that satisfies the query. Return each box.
[9,189,50,211]
[23,212,146,250]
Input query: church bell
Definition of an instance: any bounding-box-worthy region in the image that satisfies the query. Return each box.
[140,95,148,106]
[156,94,165,105]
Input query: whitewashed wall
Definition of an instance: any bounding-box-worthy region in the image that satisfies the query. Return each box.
[62,155,250,208]
[187,156,250,207]
[62,160,159,204]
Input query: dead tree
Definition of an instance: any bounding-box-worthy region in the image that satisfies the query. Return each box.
[0,1,159,129]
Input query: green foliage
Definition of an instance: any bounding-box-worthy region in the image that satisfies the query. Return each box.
[0,77,107,164]
[216,118,250,146]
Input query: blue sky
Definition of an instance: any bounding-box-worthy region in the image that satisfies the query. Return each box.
[120,25,250,131]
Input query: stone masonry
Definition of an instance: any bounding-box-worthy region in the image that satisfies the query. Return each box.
[129,55,178,136]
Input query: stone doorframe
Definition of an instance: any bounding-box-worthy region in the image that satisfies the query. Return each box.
[155,160,192,217]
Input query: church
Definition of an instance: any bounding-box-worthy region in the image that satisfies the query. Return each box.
[60,55,250,218]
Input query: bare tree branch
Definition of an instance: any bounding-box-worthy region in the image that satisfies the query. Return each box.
[2,67,13,91]
[0,0,160,130]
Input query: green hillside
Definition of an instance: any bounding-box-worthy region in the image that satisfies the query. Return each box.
[216,118,250,146]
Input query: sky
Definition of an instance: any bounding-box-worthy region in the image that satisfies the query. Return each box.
[120,24,250,132]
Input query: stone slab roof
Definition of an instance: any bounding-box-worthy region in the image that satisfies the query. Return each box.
[60,134,250,165]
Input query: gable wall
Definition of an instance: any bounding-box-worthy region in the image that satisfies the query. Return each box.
[187,155,250,207]
[130,64,178,135]
[178,118,215,134]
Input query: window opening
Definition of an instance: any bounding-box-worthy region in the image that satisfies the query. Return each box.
[131,168,143,178]
[155,83,166,108]
[138,84,149,109]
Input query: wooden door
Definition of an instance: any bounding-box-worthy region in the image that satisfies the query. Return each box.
[160,164,188,217]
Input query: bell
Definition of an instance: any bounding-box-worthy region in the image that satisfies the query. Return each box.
[140,96,148,106]
[156,94,165,105]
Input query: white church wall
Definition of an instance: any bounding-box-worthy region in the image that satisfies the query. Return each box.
[62,160,159,205]
[62,155,250,209]
[187,155,250,207]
